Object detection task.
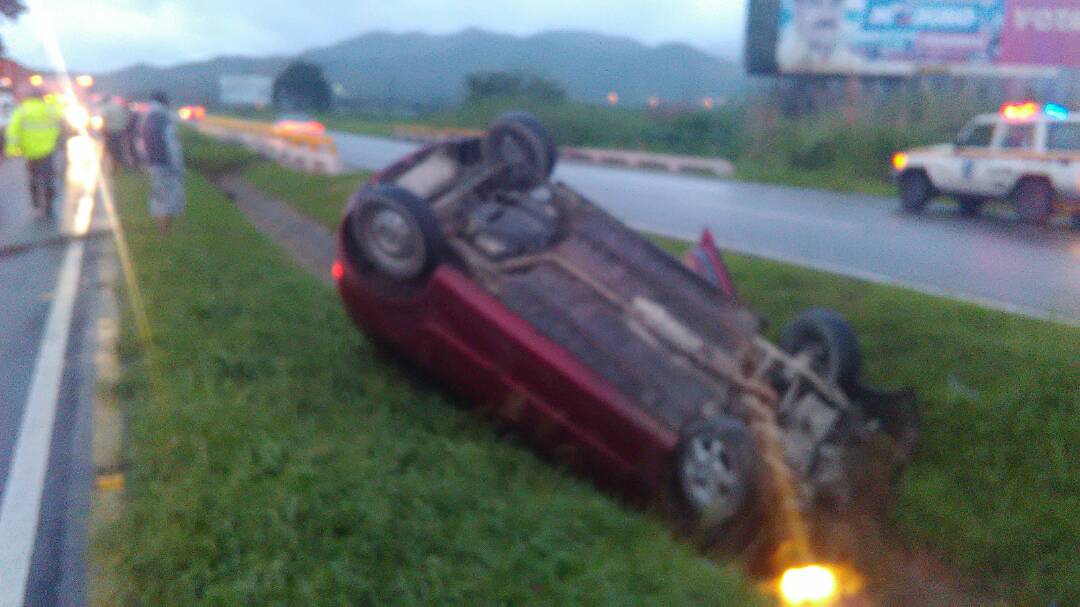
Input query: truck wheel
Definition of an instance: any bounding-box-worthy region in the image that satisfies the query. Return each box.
[483,112,557,191]
[780,309,862,389]
[1015,178,1054,225]
[898,171,932,213]
[676,416,757,526]
[351,185,445,281]
[956,196,984,217]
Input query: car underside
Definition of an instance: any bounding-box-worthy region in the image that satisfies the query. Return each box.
[337,113,919,555]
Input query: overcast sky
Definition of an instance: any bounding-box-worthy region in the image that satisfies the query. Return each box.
[0,0,748,72]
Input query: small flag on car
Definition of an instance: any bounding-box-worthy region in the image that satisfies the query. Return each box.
[682,229,737,299]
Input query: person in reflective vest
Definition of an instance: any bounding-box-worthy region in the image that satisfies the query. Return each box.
[5,86,63,217]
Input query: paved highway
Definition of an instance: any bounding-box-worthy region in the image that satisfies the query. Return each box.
[0,144,107,607]
[335,131,1080,324]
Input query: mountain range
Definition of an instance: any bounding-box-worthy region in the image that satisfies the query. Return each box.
[96,28,749,109]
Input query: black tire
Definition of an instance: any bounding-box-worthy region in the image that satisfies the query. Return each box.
[956,196,984,217]
[675,416,757,526]
[350,185,445,282]
[780,309,862,389]
[898,171,932,213]
[482,112,557,191]
[1015,178,1054,225]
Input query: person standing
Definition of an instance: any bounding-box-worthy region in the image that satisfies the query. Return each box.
[140,91,185,233]
[4,85,62,218]
[101,95,130,169]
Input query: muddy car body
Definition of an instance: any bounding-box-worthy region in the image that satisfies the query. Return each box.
[334,113,918,535]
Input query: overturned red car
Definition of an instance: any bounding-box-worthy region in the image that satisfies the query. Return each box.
[334,113,918,538]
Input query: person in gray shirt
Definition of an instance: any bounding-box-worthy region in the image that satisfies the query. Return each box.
[141,91,186,233]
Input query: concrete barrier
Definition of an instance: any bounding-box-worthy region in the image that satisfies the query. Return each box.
[390,124,735,178]
[194,116,345,176]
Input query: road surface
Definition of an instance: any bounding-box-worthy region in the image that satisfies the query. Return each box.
[0,142,109,607]
[334,131,1080,324]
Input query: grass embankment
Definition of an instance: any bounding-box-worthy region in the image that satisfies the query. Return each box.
[239,163,369,228]
[225,142,1080,606]
[107,162,762,604]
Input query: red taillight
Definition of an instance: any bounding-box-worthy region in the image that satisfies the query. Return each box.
[331,260,344,282]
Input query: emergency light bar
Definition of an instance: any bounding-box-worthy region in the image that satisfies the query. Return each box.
[1000,102,1070,121]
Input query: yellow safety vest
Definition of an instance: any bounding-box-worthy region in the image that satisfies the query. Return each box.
[5,98,62,161]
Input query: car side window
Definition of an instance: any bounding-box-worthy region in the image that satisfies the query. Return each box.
[1047,123,1080,151]
[957,124,994,148]
[1001,124,1035,150]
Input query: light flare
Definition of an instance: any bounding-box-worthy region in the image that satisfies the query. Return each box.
[71,194,93,236]
[1001,101,1039,122]
[892,152,909,171]
[779,565,838,605]
[24,0,154,354]
[64,103,90,130]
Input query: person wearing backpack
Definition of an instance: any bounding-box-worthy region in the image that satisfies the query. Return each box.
[140,91,186,233]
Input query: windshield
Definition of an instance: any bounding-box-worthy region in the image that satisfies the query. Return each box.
[1047,123,1080,151]
[957,123,995,148]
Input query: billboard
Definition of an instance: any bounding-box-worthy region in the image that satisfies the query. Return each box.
[219,75,273,107]
[748,0,1077,76]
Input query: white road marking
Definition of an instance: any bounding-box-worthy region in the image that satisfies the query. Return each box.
[0,191,95,607]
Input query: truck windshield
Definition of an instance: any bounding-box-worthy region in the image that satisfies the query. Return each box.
[1047,123,1080,151]
[1001,124,1035,150]
[957,123,994,148]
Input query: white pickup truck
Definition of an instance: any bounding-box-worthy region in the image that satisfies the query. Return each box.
[892,103,1080,227]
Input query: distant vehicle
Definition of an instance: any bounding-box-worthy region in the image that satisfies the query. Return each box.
[177,105,206,122]
[273,113,325,137]
[893,102,1080,226]
[335,113,918,545]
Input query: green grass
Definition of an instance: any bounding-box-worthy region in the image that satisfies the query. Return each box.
[229,149,1080,606]
[108,169,763,606]
[732,160,896,198]
[239,162,370,229]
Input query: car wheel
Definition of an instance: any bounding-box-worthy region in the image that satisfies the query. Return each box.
[780,309,862,389]
[676,416,757,526]
[482,112,557,191]
[956,196,984,217]
[898,171,932,213]
[351,185,445,281]
[1015,178,1054,225]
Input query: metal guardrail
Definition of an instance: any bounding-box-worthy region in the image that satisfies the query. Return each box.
[195,116,344,175]
[391,125,735,178]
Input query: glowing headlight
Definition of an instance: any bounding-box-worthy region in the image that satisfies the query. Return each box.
[892,152,909,172]
[779,565,838,605]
